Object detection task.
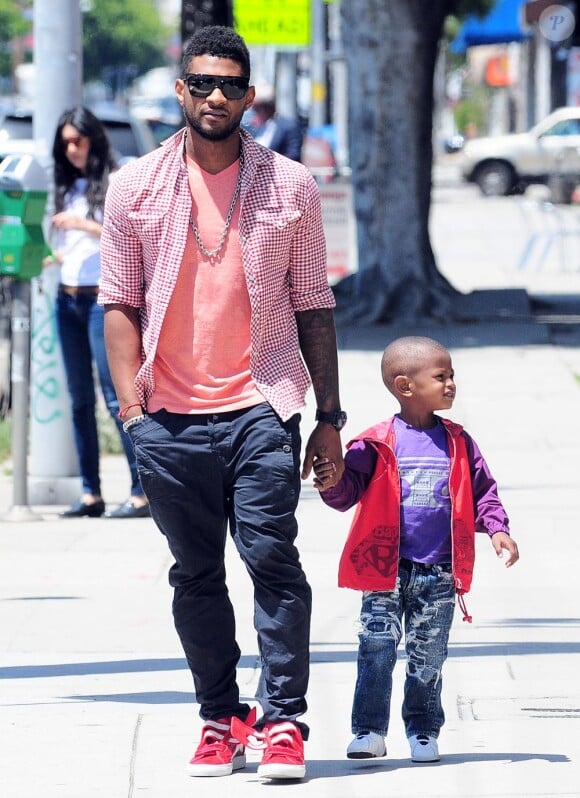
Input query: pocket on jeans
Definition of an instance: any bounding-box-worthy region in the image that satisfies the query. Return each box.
[126,415,158,443]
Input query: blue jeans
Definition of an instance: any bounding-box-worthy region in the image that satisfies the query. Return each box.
[352,558,455,739]
[126,403,311,735]
[56,289,143,498]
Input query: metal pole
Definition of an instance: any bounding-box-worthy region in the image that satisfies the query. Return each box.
[276,51,299,119]
[535,29,551,122]
[33,0,82,170]
[310,0,327,128]
[2,280,40,521]
[28,0,83,504]
[327,0,348,171]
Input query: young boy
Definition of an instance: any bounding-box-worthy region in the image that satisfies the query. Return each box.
[314,336,519,763]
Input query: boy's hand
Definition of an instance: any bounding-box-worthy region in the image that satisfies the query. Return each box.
[302,425,344,483]
[491,531,519,567]
[312,456,339,492]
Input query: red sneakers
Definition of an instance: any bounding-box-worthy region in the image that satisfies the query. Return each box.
[231,716,306,780]
[187,707,256,777]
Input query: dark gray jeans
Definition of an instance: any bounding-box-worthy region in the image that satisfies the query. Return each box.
[128,403,311,735]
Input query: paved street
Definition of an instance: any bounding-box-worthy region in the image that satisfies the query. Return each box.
[0,175,579,796]
[432,156,580,298]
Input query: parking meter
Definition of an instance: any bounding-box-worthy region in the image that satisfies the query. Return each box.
[0,154,50,521]
[0,154,50,280]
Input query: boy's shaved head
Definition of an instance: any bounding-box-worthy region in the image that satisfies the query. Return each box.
[381,336,450,392]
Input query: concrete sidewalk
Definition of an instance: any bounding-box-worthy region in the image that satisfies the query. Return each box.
[1,319,579,797]
[1,181,580,796]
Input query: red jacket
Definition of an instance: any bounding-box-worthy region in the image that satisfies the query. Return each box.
[338,417,476,598]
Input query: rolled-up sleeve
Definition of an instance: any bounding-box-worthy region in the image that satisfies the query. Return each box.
[289,172,335,312]
[99,173,144,308]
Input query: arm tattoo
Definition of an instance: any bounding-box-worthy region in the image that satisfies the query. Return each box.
[296,308,341,409]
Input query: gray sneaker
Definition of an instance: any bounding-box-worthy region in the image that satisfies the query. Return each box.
[409,734,440,762]
[346,731,386,759]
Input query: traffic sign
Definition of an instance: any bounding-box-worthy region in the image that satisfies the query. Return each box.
[234,0,311,46]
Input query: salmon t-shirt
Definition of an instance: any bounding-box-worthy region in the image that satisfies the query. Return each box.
[149,154,264,414]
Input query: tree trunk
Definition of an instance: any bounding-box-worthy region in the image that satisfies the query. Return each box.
[339,0,457,323]
[181,1,233,45]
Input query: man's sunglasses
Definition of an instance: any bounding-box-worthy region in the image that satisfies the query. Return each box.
[184,74,249,100]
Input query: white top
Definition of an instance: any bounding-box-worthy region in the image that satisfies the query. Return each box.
[56,178,102,287]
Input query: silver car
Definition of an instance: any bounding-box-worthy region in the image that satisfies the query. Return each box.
[0,103,157,165]
[460,107,580,203]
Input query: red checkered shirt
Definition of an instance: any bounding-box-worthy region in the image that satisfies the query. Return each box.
[99,128,335,421]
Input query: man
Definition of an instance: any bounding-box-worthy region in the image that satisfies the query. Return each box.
[246,81,304,161]
[99,26,345,781]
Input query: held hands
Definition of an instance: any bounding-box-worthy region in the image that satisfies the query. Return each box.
[312,456,339,491]
[491,531,519,567]
[301,423,344,490]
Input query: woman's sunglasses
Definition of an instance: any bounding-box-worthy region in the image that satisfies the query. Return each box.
[184,73,249,100]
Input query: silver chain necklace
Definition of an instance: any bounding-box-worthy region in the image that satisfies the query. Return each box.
[189,143,244,262]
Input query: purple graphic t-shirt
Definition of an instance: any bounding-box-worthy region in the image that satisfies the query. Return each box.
[393,415,452,563]
[322,415,510,551]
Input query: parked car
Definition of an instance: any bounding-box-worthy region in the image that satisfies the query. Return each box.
[442,133,465,154]
[129,95,183,146]
[460,107,580,203]
[0,102,157,165]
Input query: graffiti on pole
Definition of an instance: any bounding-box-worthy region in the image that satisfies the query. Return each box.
[30,280,65,425]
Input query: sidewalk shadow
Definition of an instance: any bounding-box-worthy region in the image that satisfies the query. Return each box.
[3,635,580,684]
[0,653,259,681]
[335,292,580,351]
[62,690,194,705]
[0,656,188,680]
[269,751,570,782]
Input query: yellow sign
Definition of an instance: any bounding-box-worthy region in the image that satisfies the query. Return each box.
[311,82,326,102]
[234,0,311,46]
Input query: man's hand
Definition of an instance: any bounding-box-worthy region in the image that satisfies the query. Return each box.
[301,423,344,484]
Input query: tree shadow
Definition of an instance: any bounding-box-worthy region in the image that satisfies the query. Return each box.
[62,690,194,705]
[0,653,259,681]
[311,637,580,661]
[334,292,580,351]
[0,657,188,680]
[1,596,83,602]
[448,640,580,657]
[481,617,580,627]
[2,629,579,684]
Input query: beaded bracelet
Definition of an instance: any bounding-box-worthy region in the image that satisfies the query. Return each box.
[118,402,143,420]
[122,414,147,433]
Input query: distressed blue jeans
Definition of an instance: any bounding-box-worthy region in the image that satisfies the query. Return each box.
[352,558,455,739]
[127,403,312,735]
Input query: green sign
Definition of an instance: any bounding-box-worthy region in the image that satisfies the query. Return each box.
[234,0,311,46]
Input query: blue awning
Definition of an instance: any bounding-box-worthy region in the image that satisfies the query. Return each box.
[451,0,531,53]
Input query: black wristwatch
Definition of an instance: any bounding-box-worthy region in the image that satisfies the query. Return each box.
[315,409,347,431]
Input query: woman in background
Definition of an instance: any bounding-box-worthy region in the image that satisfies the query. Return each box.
[49,106,149,519]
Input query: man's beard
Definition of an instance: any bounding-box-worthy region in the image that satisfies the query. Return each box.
[184,108,242,142]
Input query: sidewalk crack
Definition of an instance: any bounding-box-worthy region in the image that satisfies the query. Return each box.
[128,713,143,798]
